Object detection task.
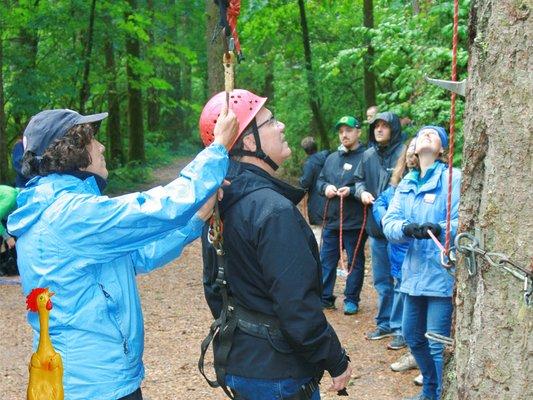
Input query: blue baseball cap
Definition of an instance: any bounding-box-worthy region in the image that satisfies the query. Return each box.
[23,109,108,156]
[415,125,449,149]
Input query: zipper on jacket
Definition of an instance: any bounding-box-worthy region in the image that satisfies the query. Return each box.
[99,283,129,356]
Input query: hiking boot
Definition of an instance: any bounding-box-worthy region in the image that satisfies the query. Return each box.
[402,392,431,400]
[390,352,418,372]
[388,334,407,350]
[343,302,359,315]
[365,328,393,340]
[322,299,336,310]
[413,373,423,386]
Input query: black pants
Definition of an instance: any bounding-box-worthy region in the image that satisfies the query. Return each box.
[119,388,142,400]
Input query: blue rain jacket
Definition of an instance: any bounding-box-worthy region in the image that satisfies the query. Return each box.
[7,144,228,400]
[372,185,409,279]
[382,162,461,297]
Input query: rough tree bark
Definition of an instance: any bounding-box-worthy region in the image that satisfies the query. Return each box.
[363,0,376,110]
[443,1,532,399]
[297,0,328,149]
[79,0,97,114]
[125,0,145,162]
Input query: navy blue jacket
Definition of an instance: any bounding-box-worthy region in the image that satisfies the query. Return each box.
[354,112,406,237]
[299,150,329,225]
[12,140,28,188]
[202,161,348,380]
[316,145,366,231]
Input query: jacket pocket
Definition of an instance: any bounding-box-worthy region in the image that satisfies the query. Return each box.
[99,283,131,359]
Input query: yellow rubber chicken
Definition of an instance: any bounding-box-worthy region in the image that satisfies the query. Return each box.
[26,288,64,400]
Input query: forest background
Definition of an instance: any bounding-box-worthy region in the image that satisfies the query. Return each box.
[0,0,469,191]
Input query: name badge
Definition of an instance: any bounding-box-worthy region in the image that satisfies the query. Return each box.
[423,193,436,204]
[343,163,353,171]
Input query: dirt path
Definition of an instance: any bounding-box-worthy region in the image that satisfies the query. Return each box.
[0,158,420,399]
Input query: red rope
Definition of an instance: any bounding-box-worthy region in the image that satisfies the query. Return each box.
[347,205,368,275]
[339,196,346,270]
[319,198,330,250]
[445,0,459,254]
[226,0,242,55]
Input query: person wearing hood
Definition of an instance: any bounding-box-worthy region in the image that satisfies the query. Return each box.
[383,126,460,400]
[200,90,351,400]
[315,116,367,315]
[353,112,406,341]
[299,136,329,226]
[7,107,238,400]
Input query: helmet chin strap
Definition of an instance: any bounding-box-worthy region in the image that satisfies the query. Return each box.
[230,119,279,171]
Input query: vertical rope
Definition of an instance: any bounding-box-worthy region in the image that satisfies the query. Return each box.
[347,205,367,275]
[339,196,346,270]
[445,0,460,254]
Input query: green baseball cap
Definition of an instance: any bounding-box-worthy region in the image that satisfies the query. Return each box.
[334,116,361,131]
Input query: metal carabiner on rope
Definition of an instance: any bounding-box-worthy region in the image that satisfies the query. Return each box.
[454,232,480,276]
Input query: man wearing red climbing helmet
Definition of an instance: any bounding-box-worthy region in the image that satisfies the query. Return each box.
[199,89,352,400]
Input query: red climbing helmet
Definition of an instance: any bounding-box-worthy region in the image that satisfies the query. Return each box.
[199,89,267,148]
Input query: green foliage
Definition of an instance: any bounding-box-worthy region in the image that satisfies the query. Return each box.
[1,0,470,180]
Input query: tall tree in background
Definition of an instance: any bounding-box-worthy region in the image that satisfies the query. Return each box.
[103,19,123,167]
[297,0,328,148]
[79,0,97,114]
[125,0,145,162]
[443,1,532,399]
[146,0,159,132]
[0,30,7,183]
[362,0,376,110]
[206,0,224,96]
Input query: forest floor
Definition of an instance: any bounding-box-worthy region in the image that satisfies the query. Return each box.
[0,157,421,400]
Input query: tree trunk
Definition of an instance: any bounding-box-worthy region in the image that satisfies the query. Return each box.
[104,34,123,167]
[443,1,532,399]
[206,0,224,97]
[146,0,159,132]
[264,62,274,105]
[125,0,145,162]
[0,33,8,184]
[297,0,328,148]
[412,0,420,15]
[363,0,376,110]
[79,0,97,114]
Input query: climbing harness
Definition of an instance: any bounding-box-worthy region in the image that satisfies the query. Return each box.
[454,233,533,307]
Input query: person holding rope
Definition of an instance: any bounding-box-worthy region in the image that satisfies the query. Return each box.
[7,107,238,400]
[373,138,418,354]
[200,90,352,400]
[316,116,367,314]
[353,112,406,340]
[382,126,461,400]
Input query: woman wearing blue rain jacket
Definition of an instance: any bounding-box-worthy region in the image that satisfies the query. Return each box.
[382,126,461,400]
[7,107,237,400]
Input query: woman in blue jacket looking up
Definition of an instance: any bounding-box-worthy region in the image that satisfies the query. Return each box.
[7,107,238,400]
[382,126,461,400]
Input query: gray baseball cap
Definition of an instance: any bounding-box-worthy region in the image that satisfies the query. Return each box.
[23,109,108,156]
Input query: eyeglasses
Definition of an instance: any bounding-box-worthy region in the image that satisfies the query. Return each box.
[256,114,277,129]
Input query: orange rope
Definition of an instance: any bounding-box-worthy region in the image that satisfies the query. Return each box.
[347,205,368,275]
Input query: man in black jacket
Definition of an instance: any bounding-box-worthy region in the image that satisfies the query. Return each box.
[200,89,351,400]
[316,116,367,315]
[299,136,329,226]
[353,112,406,341]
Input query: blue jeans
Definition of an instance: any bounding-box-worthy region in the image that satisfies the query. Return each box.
[402,295,453,400]
[370,237,393,331]
[390,277,404,334]
[226,374,320,400]
[320,228,367,305]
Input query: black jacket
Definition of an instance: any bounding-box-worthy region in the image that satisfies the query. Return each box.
[299,150,329,225]
[316,144,366,231]
[202,161,348,380]
[354,112,406,238]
